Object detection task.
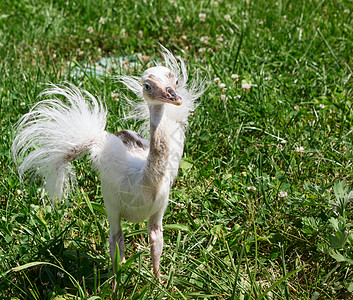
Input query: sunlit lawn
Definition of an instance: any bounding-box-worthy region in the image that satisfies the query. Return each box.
[1,0,353,299]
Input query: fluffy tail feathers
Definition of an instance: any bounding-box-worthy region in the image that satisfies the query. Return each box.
[11,83,107,199]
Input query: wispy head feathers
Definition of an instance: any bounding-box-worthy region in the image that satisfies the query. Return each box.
[117,45,208,126]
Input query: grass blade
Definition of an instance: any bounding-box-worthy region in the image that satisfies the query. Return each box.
[257,265,307,300]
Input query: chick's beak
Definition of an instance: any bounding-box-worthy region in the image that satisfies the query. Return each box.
[162,87,182,106]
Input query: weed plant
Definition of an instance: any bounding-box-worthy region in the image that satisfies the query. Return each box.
[1,0,353,299]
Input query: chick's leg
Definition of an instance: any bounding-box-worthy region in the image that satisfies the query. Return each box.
[107,213,124,291]
[148,212,164,278]
[109,226,125,266]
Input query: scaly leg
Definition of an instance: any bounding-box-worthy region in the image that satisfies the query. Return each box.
[107,216,124,291]
[109,226,125,266]
[148,212,164,278]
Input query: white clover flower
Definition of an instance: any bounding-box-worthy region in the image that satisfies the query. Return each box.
[295,146,305,152]
[99,17,105,24]
[220,94,226,101]
[111,92,118,101]
[278,191,288,198]
[213,77,220,83]
[16,190,22,195]
[319,104,325,109]
[175,202,186,208]
[247,186,257,191]
[242,82,257,91]
[242,83,251,89]
[231,74,239,80]
[216,36,224,42]
[224,14,231,21]
[199,13,206,22]
[200,36,209,44]
[220,83,226,89]
[87,26,94,34]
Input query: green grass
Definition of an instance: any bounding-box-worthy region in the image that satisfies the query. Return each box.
[1,0,353,298]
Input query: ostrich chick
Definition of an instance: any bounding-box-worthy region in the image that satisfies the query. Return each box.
[11,47,206,281]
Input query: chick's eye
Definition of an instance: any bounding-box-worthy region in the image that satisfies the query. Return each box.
[144,83,152,91]
[176,79,179,85]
